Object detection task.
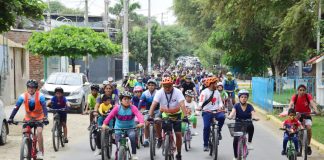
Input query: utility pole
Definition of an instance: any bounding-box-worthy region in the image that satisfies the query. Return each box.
[147,0,152,74]
[122,0,129,76]
[104,0,110,38]
[161,12,164,26]
[84,0,90,77]
[317,0,321,54]
[44,0,51,80]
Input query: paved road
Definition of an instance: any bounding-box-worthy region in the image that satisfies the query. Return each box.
[54,112,324,160]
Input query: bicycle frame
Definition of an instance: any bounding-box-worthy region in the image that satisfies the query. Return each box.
[114,128,136,160]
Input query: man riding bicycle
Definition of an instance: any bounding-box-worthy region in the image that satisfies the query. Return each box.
[197,77,225,152]
[222,72,238,105]
[8,79,49,159]
[288,84,319,154]
[148,77,188,160]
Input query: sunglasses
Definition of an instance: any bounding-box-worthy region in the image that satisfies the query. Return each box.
[163,85,173,89]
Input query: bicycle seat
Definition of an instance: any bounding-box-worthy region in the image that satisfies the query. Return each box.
[233,132,244,136]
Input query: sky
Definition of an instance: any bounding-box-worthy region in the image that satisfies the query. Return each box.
[52,0,177,25]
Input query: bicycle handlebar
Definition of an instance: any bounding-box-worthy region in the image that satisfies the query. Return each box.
[48,108,68,112]
[11,120,45,125]
[202,109,226,114]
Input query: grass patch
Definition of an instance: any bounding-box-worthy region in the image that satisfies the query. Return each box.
[274,114,324,144]
[273,89,295,104]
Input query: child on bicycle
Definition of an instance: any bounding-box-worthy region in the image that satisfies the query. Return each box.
[131,86,143,109]
[47,87,70,143]
[182,90,198,136]
[97,95,112,127]
[85,84,100,130]
[228,89,258,160]
[102,91,144,160]
[281,108,303,156]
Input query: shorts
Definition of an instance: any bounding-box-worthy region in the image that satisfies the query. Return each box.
[59,113,67,123]
[161,113,182,133]
[299,115,312,126]
[144,110,161,120]
[23,121,43,128]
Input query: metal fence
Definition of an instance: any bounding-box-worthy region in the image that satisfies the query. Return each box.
[252,77,274,112]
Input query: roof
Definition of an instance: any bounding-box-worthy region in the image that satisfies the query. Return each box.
[0,34,24,48]
[306,53,324,64]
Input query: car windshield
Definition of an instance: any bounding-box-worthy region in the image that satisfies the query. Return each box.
[46,74,82,86]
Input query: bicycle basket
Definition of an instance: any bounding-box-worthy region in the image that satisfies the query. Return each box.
[227,123,245,137]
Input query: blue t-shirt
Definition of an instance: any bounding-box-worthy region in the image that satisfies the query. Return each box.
[114,106,135,130]
[51,96,67,115]
[234,103,254,120]
[131,96,140,108]
[139,90,158,110]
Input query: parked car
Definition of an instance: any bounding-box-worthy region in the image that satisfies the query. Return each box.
[0,99,9,145]
[40,72,91,113]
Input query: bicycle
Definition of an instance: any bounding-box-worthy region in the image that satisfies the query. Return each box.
[203,110,224,160]
[280,128,305,160]
[227,118,257,160]
[11,120,45,160]
[148,114,161,160]
[225,91,234,114]
[183,121,191,152]
[160,117,183,160]
[113,127,137,160]
[136,110,149,149]
[48,108,67,152]
[296,112,315,160]
[89,114,99,151]
[100,127,113,160]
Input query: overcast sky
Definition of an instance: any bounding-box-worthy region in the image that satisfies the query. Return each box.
[52,0,177,25]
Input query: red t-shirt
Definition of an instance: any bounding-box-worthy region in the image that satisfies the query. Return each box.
[283,118,301,132]
[291,93,313,113]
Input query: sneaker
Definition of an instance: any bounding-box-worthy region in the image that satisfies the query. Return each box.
[176,154,182,160]
[157,139,163,148]
[94,149,101,156]
[218,132,222,140]
[297,151,302,157]
[281,150,286,155]
[307,146,312,155]
[247,142,254,150]
[64,137,69,143]
[132,154,139,160]
[143,140,149,147]
[36,151,44,160]
[203,146,209,152]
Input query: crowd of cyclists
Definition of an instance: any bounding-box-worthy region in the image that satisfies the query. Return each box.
[5,63,321,160]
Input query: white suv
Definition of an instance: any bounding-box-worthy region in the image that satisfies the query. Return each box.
[0,99,8,145]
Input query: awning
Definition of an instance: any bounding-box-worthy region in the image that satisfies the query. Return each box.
[0,34,25,48]
[306,53,324,64]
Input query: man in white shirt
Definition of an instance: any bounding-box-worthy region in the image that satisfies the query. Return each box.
[197,77,225,152]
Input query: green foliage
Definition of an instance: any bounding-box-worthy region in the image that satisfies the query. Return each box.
[0,0,45,33]
[26,25,120,58]
[46,1,84,14]
[194,42,219,69]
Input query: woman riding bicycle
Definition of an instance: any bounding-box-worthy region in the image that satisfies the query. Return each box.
[102,91,144,160]
[228,89,258,160]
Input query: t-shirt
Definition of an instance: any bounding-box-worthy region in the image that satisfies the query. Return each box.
[99,103,112,115]
[185,100,197,115]
[140,90,158,110]
[88,93,100,110]
[283,118,301,132]
[181,82,196,95]
[233,103,254,120]
[51,96,67,109]
[96,94,119,105]
[154,88,185,114]
[291,94,312,113]
[127,79,137,87]
[131,96,140,108]
[198,89,223,111]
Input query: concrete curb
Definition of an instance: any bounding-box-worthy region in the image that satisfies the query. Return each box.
[251,102,324,153]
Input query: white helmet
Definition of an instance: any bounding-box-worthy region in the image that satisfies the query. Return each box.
[108,77,113,82]
[217,82,223,86]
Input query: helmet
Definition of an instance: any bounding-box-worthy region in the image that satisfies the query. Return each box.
[185,90,195,97]
[204,77,218,87]
[26,79,38,88]
[54,87,64,93]
[108,77,113,82]
[238,89,249,98]
[161,77,173,85]
[119,91,133,100]
[186,76,192,80]
[102,80,109,85]
[112,82,117,87]
[147,79,157,85]
[134,86,143,92]
[91,84,100,91]
[130,74,135,78]
[208,73,213,77]
[226,72,233,76]
[137,77,143,80]
[217,82,223,86]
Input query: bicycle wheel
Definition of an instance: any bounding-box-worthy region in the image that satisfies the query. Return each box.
[89,126,97,151]
[213,130,218,160]
[60,124,65,148]
[302,129,308,160]
[101,130,111,160]
[237,139,244,160]
[20,136,31,160]
[52,122,60,152]
[150,124,156,160]
[164,135,173,160]
[140,128,144,145]
[209,130,214,156]
[118,146,127,160]
[136,129,141,149]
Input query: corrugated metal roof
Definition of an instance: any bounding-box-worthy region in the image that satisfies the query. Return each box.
[306,53,324,64]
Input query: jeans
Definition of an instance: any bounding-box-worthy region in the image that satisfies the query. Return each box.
[233,123,254,158]
[115,129,136,154]
[202,111,225,147]
[283,132,299,152]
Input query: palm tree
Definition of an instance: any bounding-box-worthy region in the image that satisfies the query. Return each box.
[109,0,141,30]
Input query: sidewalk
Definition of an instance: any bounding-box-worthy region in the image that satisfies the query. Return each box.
[251,101,324,153]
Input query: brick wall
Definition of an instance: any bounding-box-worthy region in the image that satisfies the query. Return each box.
[7,30,44,82]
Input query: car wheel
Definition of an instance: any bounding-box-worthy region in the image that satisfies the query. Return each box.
[0,121,8,145]
[78,97,85,114]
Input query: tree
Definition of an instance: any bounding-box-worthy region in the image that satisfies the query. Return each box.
[0,0,45,33]
[46,1,84,14]
[109,0,141,30]
[26,25,120,72]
